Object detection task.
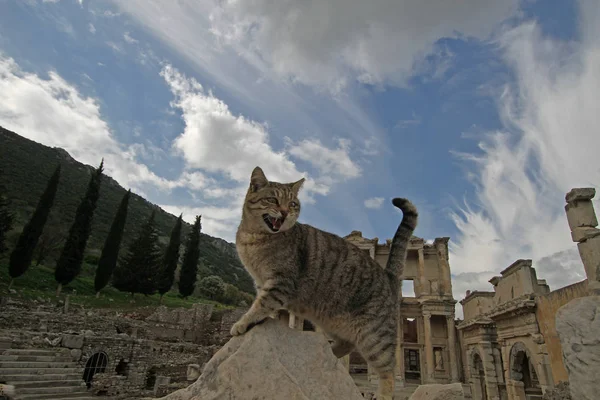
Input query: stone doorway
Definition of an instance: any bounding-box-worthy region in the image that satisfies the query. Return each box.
[404,349,421,383]
[83,351,108,388]
[472,353,487,400]
[510,343,543,400]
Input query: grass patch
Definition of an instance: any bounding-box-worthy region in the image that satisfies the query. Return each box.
[0,260,232,310]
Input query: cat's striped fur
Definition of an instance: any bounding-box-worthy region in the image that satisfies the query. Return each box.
[231,167,418,400]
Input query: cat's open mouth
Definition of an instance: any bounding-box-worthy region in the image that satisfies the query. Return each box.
[263,214,285,232]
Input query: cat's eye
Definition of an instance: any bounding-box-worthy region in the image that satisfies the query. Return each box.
[265,197,278,204]
[290,201,298,207]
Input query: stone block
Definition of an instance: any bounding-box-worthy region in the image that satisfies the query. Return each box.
[156,318,363,400]
[61,334,84,349]
[565,188,596,203]
[571,227,600,243]
[154,376,171,396]
[409,383,465,400]
[187,364,201,381]
[577,235,600,283]
[70,348,82,361]
[565,202,598,231]
[555,296,600,400]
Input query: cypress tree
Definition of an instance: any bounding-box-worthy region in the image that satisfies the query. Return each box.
[112,210,162,297]
[179,215,201,298]
[8,165,61,287]
[0,179,14,255]
[157,213,183,303]
[55,160,104,295]
[94,189,131,297]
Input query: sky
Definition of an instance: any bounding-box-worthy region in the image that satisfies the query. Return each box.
[0,0,598,313]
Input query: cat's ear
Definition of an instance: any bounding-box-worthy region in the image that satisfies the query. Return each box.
[250,166,269,192]
[290,177,305,194]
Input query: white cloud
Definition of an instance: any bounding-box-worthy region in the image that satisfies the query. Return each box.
[286,137,361,180]
[161,64,350,202]
[364,197,385,209]
[0,55,209,197]
[208,0,519,91]
[123,32,138,44]
[88,23,96,34]
[159,204,239,243]
[106,41,124,53]
[449,0,600,304]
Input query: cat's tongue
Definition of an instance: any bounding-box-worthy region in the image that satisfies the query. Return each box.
[271,217,282,230]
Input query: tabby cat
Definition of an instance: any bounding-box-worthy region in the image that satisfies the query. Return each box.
[231,166,418,400]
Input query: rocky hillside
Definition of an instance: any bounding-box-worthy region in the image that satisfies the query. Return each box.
[0,126,255,295]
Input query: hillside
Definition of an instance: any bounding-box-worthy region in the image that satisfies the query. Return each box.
[0,126,255,295]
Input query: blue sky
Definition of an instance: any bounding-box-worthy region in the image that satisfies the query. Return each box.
[0,0,598,306]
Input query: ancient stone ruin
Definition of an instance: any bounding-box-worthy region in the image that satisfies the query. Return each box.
[2,187,599,400]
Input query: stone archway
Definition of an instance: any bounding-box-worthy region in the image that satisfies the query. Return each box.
[83,351,108,388]
[509,342,542,400]
[469,349,488,400]
[473,352,488,400]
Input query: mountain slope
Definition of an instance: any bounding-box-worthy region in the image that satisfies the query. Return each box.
[0,126,255,295]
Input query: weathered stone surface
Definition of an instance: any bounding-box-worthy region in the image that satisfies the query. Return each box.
[61,334,84,349]
[408,383,465,400]
[555,296,600,400]
[571,227,600,243]
[577,235,600,288]
[70,348,82,361]
[186,364,200,381]
[565,201,598,231]
[565,188,596,203]
[155,318,363,400]
[154,376,171,396]
[542,381,571,400]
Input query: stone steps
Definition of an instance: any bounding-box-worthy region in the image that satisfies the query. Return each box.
[0,373,82,382]
[0,347,94,400]
[10,379,84,388]
[0,355,72,362]
[0,337,11,350]
[17,393,96,400]
[0,367,80,375]
[17,384,88,395]
[0,361,76,369]
[2,349,71,357]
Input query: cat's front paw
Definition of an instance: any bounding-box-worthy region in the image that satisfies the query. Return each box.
[230,319,250,336]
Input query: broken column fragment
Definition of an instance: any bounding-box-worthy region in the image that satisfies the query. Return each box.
[564,188,600,293]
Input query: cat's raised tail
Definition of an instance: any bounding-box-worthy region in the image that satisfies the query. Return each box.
[386,198,418,291]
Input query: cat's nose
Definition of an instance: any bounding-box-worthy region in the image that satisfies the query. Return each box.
[280,209,289,218]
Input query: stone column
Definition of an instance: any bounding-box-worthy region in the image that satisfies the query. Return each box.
[417,247,428,296]
[423,313,435,382]
[446,316,459,382]
[481,342,501,400]
[564,188,600,294]
[434,238,453,297]
[395,316,405,387]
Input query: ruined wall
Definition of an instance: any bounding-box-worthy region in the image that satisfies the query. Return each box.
[461,293,495,321]
[494,261,538,305]
[80,335,215,396]
[535,279,588,384]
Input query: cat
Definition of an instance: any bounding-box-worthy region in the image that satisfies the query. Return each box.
[231,166,418,400]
